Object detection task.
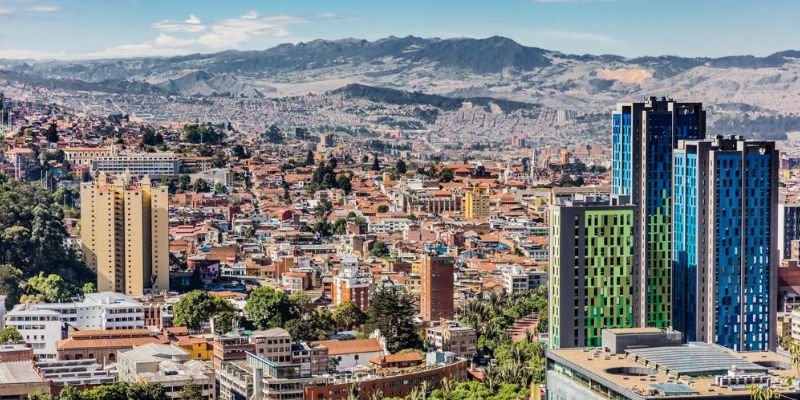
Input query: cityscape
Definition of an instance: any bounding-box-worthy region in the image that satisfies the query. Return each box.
[2,1,800,400]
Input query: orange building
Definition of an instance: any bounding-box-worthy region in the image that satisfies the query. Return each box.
[331,256,373,311]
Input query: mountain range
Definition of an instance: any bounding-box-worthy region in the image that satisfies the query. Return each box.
[3,35,800,116]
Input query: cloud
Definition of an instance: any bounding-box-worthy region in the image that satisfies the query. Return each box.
[196,12,306,48]
[24,4,61,13]
[152,14,206,33]
[89,34,198,59]
[0,48,72,59]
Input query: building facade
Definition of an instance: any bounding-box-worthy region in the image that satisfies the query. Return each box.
[4,305,62,360]
[549,195,636,348]
[419,254,455,322]
[90,149,180,178]
[672,136,778,351]
[35,292,144,330]
[779,203,800,260]
[80,173,169,296]
[612,97,706,328]
[331,256,373,311]
[463,187,490,220]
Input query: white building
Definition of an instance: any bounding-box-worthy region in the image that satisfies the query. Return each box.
[314,338,384,372]
[36,292,145,330]
[501,264,547,293]
[368,217,413,234]
[90,149,180,178]
[4,305,62,360]
[117,343,215,399]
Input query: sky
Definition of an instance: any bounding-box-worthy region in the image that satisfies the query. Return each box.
[0,0,799,60]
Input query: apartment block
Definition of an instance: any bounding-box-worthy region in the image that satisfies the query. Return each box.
[612,97,706,328]
[549,195,636,348]
[672,136,778,351]
[80,173,169,296]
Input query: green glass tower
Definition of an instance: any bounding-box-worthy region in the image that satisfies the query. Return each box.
[549,194,636,349]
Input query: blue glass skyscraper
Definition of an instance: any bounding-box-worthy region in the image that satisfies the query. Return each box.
[612,97,705,328]
[673,136,778,351]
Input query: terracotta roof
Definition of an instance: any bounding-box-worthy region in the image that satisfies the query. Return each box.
[369,350,424,365]
[314,339,383,356]
[58,335,166,350]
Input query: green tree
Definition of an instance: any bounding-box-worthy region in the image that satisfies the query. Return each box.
[371,154,381,171]
[179,175,191,191]
[439,168,454,183]
[245,287,293,329]
[212,311,239,335]
[178,382,204,400]
[23,272,74,303]
[332,300,367,331]
[336,175,352,194]
[364,286,422,352]
[264,124,284,143]
[45,122,59,143]
[82,282,97,295]
[232,145,247,159]
[0,326,23,344]
[213,182,226,195]
[305,150,315,166]
[192,178,210,193]
[0,264,23,309]
[370,241,390,258]
[173,291,235,333]
[395,159,407,174]
[377,205,389,213]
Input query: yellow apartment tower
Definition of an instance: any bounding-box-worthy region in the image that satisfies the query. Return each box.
[80,172,169,296]
[463,187,489,220]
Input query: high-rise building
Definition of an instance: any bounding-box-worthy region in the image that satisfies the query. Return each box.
[419,254,454,322]
[331,255,373,311]
[779,203,800,260]
[80,172,169,296]
[612,97,706,328]
[463,187,489,220]
[672,136,778,351]
[549,195,636,348]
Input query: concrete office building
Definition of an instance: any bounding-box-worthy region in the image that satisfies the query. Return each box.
[463,187,490,220]
[35,292,145,330]
[419,254,455,322]
[4,305,62,360]
[90,147,180,178]
[672,136,778,351]
[549,195,636,349]
[117,343,214,399]
[80,173,169,296]
[612,97,706,328]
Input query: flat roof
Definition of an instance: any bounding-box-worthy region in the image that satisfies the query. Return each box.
[0,361,43,384]
[628,343,767,376]
[547,344,796,398]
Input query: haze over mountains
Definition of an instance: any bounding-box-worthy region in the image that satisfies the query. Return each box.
[3,35,800,136]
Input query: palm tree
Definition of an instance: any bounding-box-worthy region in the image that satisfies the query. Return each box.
[407,386,422,400]
[748,384,780,400]
[438,377,454,400]
[483,363,500,391]
[347,383,359,400]
[368,389,384,400]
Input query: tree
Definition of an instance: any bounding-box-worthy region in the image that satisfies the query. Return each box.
[173,291,235,333]
[364,286,422,353]
[333,301,367,331]
[395,159,407,174]
[141,127,163,147]
[0,326,23,344]
[264,124,284,143]
[82,282,97,295]
[213,182,226,195]
[336,175,352,194]
[232,145,247,159]
[179,175,191,191]
[23,272,74,303]
[212,311,239,335]
[370,241,390,258]
[45,122,59,143]
[192,178,210,193]
[244,287,293,329]
[377,205,389,213]
[178,382,204,400]
[305,150,315,166]
[0,264,23,309]
[371,154,381,171]
[439,168,454,183]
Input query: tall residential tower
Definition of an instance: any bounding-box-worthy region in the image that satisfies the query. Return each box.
[549,194,636,348]
[612,97,706,328]
[80,173,169,296]
[672,136,778,351]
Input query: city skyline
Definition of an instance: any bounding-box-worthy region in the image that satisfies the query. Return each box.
[1,0,800,60]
